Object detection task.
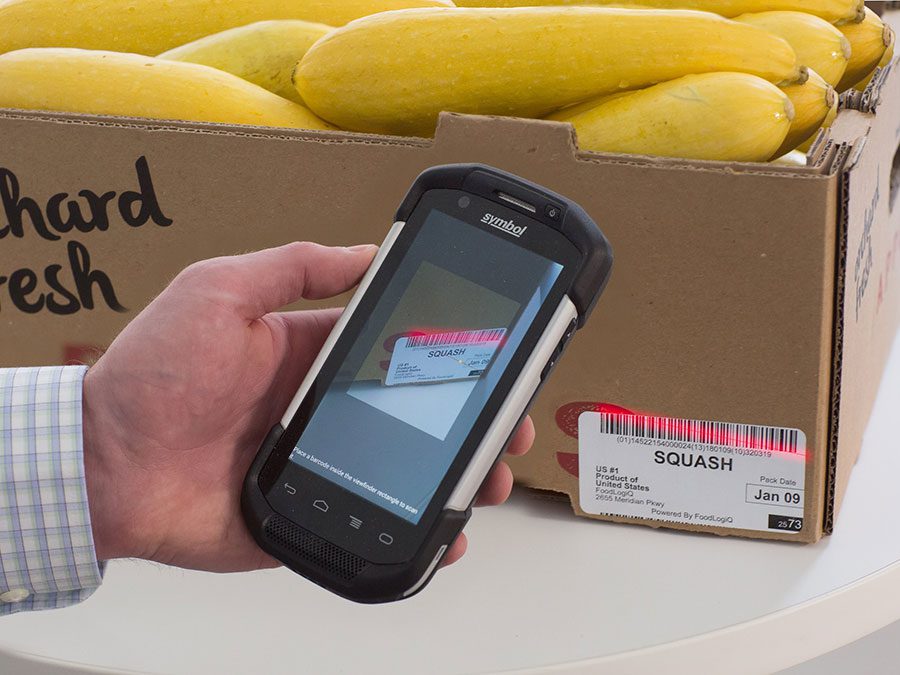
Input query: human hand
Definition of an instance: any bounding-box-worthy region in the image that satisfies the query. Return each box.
[82,242,534,573]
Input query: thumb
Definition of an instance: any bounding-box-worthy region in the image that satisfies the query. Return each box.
[268,307,344,416]
[228,242,377,319]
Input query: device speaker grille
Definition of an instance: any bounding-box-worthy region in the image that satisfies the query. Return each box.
[264,514,367,581]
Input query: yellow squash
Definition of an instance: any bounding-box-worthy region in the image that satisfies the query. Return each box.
[159,20,332,105]
[452,0,865,25]
[837,8,893,92]
[855,27,896,92]
[796,101,838,153]
[549,91,635,119]
[545,72,794,163]
[771,150,808,166]
[734,11,851,87]
[0,48,334,130]
[0,0,453,55]
[774,69,836,158]
[296,7,802,136]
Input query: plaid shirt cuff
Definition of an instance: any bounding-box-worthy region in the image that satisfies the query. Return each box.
[0,366,104,616]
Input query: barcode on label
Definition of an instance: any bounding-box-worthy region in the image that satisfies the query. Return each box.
[404,328,505,348]
[597,413,804,454]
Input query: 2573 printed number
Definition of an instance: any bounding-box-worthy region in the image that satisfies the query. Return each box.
[768,515,804,532]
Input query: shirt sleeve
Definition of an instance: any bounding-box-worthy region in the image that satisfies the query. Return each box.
[0,366,104,616]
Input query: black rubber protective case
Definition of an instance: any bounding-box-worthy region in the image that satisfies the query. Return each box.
[242,164,613,603]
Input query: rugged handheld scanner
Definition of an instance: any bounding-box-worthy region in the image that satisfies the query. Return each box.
[242,164,613,603]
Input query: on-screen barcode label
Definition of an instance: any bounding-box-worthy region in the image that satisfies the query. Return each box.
[597,413,804,454]
[404,328,505,348]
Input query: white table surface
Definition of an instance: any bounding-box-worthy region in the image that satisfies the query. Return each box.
[3,332,900,675]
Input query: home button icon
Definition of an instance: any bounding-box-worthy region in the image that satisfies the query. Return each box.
[378,533,394,546]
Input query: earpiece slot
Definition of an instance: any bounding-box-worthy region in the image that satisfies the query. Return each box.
[496,191,537,213]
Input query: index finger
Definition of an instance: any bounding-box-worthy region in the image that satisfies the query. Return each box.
[506,415,535,457]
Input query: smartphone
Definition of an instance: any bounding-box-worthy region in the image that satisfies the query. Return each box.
[242,164,612,603]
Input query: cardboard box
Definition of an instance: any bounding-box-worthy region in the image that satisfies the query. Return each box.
[1,27,897,543]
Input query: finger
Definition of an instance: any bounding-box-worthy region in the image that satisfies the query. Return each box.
[439,533,468,568]
[474,461,514,507]
[207,242,378,319]
[256,551,283,571]
[506,416,535,457]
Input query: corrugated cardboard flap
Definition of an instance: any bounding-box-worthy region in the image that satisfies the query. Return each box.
[821,56,900,533]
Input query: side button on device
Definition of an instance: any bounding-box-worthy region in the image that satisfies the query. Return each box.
[540,357,557,381]
[541,318,579,380]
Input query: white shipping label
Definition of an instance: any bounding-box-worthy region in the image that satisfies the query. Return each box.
[578,412,807,533]
[385,328,506,386]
